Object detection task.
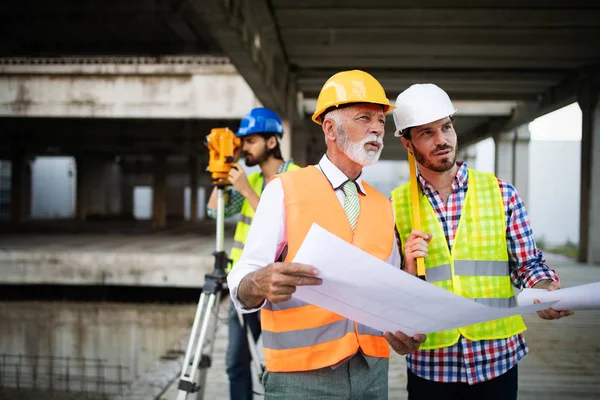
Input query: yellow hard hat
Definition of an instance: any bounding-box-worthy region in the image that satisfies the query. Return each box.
[311,70,396,125]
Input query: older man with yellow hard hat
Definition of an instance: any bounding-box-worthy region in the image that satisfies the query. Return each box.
[227,70,426,399]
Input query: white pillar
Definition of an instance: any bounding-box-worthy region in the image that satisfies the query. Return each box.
[494,125,531,207]
[578,84,600,264]
[458,145,478,168]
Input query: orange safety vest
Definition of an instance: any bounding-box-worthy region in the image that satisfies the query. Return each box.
[261,166,395,372]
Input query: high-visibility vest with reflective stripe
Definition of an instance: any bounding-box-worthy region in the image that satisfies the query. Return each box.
[262,166,394,372]
[229,163,300,271]
[391,169,526,350]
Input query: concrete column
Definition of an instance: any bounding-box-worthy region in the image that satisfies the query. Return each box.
[493,125,531,206]
[291,117,325,167]
[189,155,198,221]
[578,83,600,264]
[152,153,167,228]
[458,145,478,168]
[120,172,135,220]
[76,155,123,220]
[75,156,88,220]
[281,120,292,161]
[291,119,308,166]
[9,149,26,224]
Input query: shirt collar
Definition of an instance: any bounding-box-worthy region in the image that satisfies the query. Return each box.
[317,155,366,195]
[417,161,468,193]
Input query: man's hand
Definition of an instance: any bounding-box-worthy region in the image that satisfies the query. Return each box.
[383,331,426,355]
[238,262,323,307]
[403,230,432,276]
[532,280,575,320]
[228,164,253,196]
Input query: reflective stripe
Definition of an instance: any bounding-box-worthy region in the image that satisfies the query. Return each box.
[473,296,517,308]
[263,319,354,350]
[425,261,509,281]
[454,260,509,276]
[263,298,309,311]
[357,324,383,337]
[232,240,244,251]
[240,215,252,225]
[426,264,452,282]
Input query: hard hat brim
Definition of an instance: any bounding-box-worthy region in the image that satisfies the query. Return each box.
[312,101,397,125]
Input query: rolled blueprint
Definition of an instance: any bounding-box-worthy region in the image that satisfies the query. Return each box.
[517,282,600,311]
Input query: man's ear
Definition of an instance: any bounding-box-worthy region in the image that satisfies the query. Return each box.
[401,137,412,154]
[266,135,277,150]
[322,119,337,142]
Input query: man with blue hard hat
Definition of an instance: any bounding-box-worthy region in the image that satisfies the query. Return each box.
[206,107,299,400]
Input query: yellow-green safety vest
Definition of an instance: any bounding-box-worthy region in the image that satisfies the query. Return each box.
[391,168,526,350]
[229,163,300,271]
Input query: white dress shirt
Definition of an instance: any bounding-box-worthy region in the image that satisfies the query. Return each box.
[227,155,401,313]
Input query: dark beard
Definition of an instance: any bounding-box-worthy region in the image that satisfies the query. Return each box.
[412,144,457,173]
[244,144,269,167]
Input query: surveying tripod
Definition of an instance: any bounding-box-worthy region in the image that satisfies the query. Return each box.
[176,129,265,400]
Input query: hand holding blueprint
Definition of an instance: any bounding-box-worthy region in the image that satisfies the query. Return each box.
[292,224,556,336]
[517,282,600,311]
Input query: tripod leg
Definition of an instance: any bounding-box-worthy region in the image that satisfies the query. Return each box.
[193,290,223,400]
[176,293,218,400]
[236,310,266,385]
[180,293,208,382]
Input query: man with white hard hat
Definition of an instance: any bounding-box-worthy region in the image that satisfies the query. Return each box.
[390,83,574,399]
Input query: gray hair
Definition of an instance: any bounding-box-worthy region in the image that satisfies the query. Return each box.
[322,108,346,144]
[323,108,344,127]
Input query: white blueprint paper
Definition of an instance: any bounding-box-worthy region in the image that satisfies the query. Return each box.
[517,282,600,311]
[292,224,556,336]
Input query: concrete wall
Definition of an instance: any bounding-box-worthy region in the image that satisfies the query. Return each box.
[0,63,261,119]
[474,137,581,247]
[0,302,195,394]
[528,141,581,246]
[361,160,409,198]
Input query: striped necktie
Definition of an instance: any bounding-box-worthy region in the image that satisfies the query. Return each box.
[342,180,360,229]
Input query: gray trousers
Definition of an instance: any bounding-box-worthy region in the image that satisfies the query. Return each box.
[262,353,388,400]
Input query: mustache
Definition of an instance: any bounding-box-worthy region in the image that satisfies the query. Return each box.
[433,145,453,152]
[362,135,384,145]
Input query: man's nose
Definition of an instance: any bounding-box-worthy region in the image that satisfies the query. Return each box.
[432,129,446,145]
[369,122,385,136]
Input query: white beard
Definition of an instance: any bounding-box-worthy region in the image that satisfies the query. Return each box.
[337,128,384,166]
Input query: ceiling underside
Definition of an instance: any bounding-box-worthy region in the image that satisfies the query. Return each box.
[1,0,599,153]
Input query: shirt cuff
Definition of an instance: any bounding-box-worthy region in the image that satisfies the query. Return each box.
[206,206,217,219]
[521,267,560,289]
[230,284,266,314]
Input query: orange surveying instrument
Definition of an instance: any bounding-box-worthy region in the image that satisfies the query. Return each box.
[177,128,264,400]
[204,127,241,185]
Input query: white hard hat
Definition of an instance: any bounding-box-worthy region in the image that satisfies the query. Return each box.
[392,83,457,137]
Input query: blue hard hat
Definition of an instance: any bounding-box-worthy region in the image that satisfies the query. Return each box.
[236,107,284,137]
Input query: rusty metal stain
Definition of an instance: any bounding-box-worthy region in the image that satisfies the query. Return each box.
[10,80,33,113]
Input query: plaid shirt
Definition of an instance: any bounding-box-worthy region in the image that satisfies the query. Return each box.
[207,160,295,219]
[401,161,559,384]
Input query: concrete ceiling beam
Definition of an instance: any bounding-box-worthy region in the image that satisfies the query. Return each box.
[187,0,292,116]
[281,28,600,47]
[275,8,600,29]
[289,56,592,70]
[502,65,600,134]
